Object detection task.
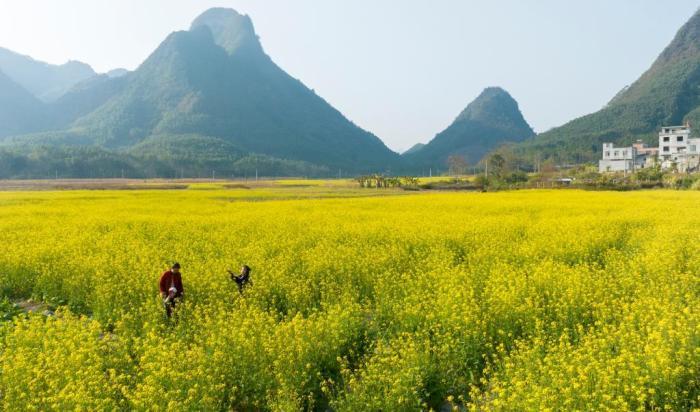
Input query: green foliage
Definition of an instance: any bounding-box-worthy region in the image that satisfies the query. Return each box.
[634,163,664,182]
[503,171,529,184]
[0,298,20,322]
[0,144,331,179]
[663,173,700,189]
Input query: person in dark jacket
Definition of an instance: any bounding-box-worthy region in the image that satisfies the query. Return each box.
[228,265,252,294]
[159,262,184,318]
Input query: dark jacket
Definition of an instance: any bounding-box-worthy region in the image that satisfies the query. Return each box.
[159,270,184,298]
[231,271,250,285]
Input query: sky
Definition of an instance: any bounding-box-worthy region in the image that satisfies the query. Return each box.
[0,1,698,152]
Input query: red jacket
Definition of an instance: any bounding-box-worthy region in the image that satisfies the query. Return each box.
[159,270,184,298]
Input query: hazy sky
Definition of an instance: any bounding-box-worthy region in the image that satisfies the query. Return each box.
[0,1,698,152]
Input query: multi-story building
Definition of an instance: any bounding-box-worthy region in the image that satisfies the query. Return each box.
[658,125,700,172]
[598,140,656,172]
[600,125,699,173]
[599,143,638,172]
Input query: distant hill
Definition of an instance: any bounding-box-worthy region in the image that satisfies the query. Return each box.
[1,8,402,176]
[0,47,96,102]
[403,87,534,169]
[517,8,700,162]
[106,68,129,78]
[47,74,129,128]
[403,143,425,155]
[0,70,47,138]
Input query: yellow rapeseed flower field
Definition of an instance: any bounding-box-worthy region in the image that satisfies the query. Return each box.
[0,187,698,411]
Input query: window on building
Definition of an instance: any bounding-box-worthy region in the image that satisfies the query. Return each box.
[690,145,697,152]
[622,150,627,156]
[605,151,610,157]
[663,146,670,152]
[663,136,670,142]
[677,136,684,142]
[614,151,619,157]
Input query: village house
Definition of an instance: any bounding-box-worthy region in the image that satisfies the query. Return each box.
[658,125,700,172]
[598,141,654,173]
[600,125,699,173]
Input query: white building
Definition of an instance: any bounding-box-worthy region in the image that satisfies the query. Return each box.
[598,140,656,173]
[599,125,699,173]
[658,125,700,172]
[599,143,637,172]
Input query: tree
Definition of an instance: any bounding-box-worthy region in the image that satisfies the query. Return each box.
[447,155,468,176]
[488,153,507,178]
[540,159,557,174]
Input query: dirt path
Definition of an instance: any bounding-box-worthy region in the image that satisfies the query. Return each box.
[14,300,53,316]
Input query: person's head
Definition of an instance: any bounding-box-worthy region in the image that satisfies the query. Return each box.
[241,265,250,276]
[172,262,181,273]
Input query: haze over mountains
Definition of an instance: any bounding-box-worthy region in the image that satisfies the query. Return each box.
[0,47,96,102]
[0,70,45,138]
[2,7,700,177]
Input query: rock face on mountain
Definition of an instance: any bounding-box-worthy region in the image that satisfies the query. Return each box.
[0,47,96,102]
[519,9,700,161]
[404,87,534,169]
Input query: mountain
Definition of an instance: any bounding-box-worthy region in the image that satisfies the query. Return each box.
[0,47,96,101]
[48,74,129,128]
[42,8,401,174]
[0,70,47,137]
[403,87,534,169]
[403,143,425,155]
[0,71,127,140]
[106,68,129,78]
[518,8,700,162]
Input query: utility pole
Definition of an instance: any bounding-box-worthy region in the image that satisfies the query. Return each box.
[485,159,489,178]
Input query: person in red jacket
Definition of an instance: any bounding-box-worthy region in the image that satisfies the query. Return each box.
[159,262,184,318]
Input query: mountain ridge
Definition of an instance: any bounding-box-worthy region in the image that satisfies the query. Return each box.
[0,69,47,137]
[515,8,700,162]
[0,46,96,102]
[2,8,402,175]
[404,87,534,169]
